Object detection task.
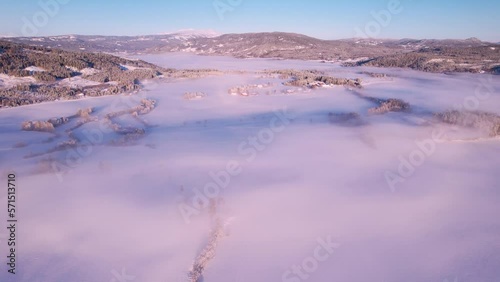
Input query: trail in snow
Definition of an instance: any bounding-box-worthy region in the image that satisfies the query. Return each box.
[188,199,234,282]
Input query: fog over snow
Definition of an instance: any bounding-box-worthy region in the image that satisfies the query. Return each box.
[1,54,500,282]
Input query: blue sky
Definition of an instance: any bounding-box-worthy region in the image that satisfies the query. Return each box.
[0,0,499,41]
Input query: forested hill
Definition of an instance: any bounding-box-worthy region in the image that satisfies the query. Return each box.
[0,40,165,83]
[0,41,220,108]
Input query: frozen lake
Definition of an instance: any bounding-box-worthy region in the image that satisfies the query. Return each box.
[1,54,499,282]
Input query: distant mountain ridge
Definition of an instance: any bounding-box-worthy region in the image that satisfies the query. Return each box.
[5,32,494,54]
[3,32,500,74]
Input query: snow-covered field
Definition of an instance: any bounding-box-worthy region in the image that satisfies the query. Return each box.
[0,74,36,89]
[1,54,500,282]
